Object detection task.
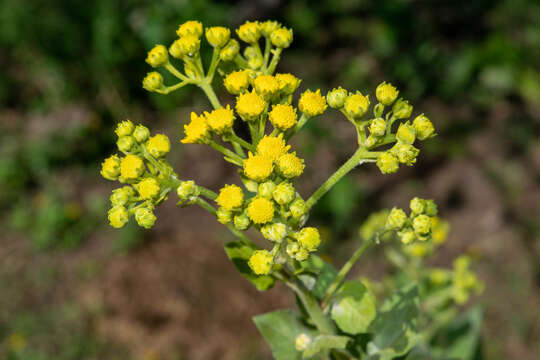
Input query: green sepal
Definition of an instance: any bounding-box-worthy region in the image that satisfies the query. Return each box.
[223,241,275,291]
[330,280,376,335]
[303,335,350,359]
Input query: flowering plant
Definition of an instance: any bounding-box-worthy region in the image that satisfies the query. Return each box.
[100,20,483,359]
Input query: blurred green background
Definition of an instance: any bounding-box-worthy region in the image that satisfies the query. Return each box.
[1,0,539,359]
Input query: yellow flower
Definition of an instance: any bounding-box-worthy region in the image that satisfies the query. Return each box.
[181,112,210,144]
[260,20,281,36]
[295,227,321,251]
[276,152,305,178]
[176,20,203,38]
[243,152,274,182]
[216,184,244,211]
[145,45,168,68]
[101,154,121,180]
[253,75,280,100]
[220,39,240,61]
[224,70,251,95]
[108,205,129,228]
[269,104,298,131]
[376,82,399,105]
[256,134,290,161]
[236,91,266,121]
[275,73,301,95]
[344,92,370,119]
[236,21,261,43]
[115,120,135,137]
[142,72,164,92]
[248,249,273,275]
[205,26,230,47]
[136,178,160,199]
[298,89,327,117]
[270,27,293,48]
[120,154,145,180]
[147,134,171,158]
[169,35,200,58]
[247,197,275,224]
[205,105,235,134]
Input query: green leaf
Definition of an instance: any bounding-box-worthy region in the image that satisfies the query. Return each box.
[303,335,350,358]
[253,309,315,360]
[223,241,274,291]
[299,255,338,300]
[330,280,376,335]
[366,284,420,360]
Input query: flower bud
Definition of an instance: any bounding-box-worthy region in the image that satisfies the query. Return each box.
[244,46,258,60]
[413,214,431,236]
[145,45,168,68]
[376,82,399,105]
[386,208,407,230]
[110,186,135,206]
[410,197,425,215]
[369,118,386,137]
[248,249,273,275]
[179,35,201,56]
[135,206,156,229]
[177,180,200,205]
[234,213,251,231]
[117,136,135,152]
[290,198,307,219]
[108,205,129,228]
[412,114,435,140]
[272,182,295,205]
[258,181,276,199]
[275,73,301,95]
[146,134,170,158]
[424,199,438,217]
[120,154,145,180]
[261,20,281,37]
[253,75,279,100]
[136,178,160,199]
[344,92,370,119]
[236,91,266,121]
[376,152,399,174]
[220,39,240,61]
[365,135,378,148]
[142,72,164,92]
[326,87,348,109]
[133,125,150,143]
[101,155,122,180]
[294,248,309,261]
[217,206,232,224]
[396,123,416,144]
[400,230,416,244]
[392,99,413,119]
[270,27,293,48]
[261,222,287,243]
[237,21,261,43]
[295,334,312,351]
[205,26,230,48]
[373,103,385,118]
[115,120,135,137]
[224,70,250,95]
[286,242,300,258]
[295,227,320,252]
[393,143,419,166]
[176,20,203,38]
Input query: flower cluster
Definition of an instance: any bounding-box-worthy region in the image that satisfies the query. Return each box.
[385,197,441,244]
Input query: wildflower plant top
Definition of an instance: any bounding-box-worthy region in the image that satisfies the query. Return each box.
[100,20,483,360]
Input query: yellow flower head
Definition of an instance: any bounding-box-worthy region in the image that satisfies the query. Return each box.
[216,184,245,211]
[295,227,321,251]
[224,70,251,95]
[237,21,261,43]
[181,112,210,144]
[269,104,298,131]
[270,27,293,48]
[276,152,305,178]
[205,26,231,48]
[344,92,370,119]
[136,178,160,199]
[145,45,168,68]
[236,91,266,121]
[275,73,301,95]
[146,134,171,158]
[205,105,235,134]
[253,75,280,100]
[176,20,203,38]
[376,82,399,106]
[247,197,275,224]
[108,205,129,228]
[169,35,200,58]
[120,154,145,180]
[256,134,290,162]
[115,120,135,137]
[248,249,273,275]
[243,152,274,182]
[299,89,327,117]
[260,20,281,36]
[142,72,164,92]
[101,154,121,180]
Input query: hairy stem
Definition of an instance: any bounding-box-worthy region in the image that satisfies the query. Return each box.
[199,82,222,109]
[208,141,244,165]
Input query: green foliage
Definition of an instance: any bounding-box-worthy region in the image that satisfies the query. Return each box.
[330,281,376,335]
[224,241,275,291]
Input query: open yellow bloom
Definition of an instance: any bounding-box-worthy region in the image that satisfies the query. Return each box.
[236,91,265,121]
[248,249,273,275]
[216,184,244,211]
[295,227,321,251]
[247,197,275,224]
[176,20,203,38]
[147,134,171,158]
[256,134,290,162]
[136,178,160,199]
[120,154,145,180]
[181,112,210,144]
[276,152,305,178]
[243,152,274,182]
[205,105,235,134]
[298,89,327,117]
[269,104,298,131]
[253,75,280,100]
[224,70,250,95]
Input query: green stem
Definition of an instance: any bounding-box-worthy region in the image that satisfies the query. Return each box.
[262,37,271,70]
[156,80,193,94]
[206,48,221,81]
[266,48,283,75]
[285,113,308,141]
[197,186,217,200]
[164,62,187,81]
[208,141,244,165]
[229,132,255,151]
[305,148,380,210]
[199,82,222,109]
[321,239,373,310]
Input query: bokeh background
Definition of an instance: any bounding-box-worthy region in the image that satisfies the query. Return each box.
[1,0,539,359]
